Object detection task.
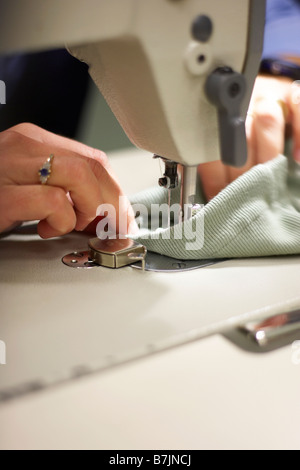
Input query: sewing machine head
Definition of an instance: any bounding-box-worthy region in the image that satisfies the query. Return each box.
[0,0,266,217]
[69,0,265,216]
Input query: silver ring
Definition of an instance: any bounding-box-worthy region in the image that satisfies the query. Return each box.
[39,154,54,184]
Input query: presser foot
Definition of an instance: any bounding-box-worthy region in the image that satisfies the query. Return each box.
[62,237,225,272]
[62,237,147,270]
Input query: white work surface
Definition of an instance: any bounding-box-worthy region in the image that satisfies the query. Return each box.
[1,149,300,450]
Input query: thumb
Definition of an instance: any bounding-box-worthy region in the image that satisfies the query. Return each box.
[288,80,300,162]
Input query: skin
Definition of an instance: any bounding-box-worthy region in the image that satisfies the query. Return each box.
[1,72,299,237]
[0,123,135,238]
[198,74,300,201]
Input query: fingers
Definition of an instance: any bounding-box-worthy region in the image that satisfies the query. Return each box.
[198,75,298,201]
[197,111,258,200]
[246,76,294,164]
[51,155,102,231]
[287,81,300,162]
[197,160,228,201]
[0,124,135,235]
[0,185,76,238]
[0,134,102,231]
[18,151,132,233]
[250,98,286,163]
[82,154,134,233]
[8,122,111,170]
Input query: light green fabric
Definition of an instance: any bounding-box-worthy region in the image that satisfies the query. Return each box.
[129,155,300,260]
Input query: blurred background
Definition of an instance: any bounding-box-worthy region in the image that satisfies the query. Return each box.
[0,48,133,152]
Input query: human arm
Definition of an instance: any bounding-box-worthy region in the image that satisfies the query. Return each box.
[0,123,134,238]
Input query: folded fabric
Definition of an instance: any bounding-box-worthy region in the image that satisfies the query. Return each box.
[129,155,300,260]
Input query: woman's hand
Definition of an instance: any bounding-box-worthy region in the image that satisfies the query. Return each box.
[198,74,300,200]
[0,123,134,238]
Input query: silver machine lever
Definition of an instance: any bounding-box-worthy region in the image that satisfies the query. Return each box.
[224,309,300,353]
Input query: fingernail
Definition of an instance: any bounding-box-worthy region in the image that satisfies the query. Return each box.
[75,222,86,232]
[128,219,139,235]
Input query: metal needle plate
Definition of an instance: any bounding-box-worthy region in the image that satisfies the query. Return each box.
[62,237,147,269]
[130,251,226,272]
[62,249,225,272]
[62,251,100,268]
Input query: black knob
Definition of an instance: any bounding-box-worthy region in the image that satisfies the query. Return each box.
[191,15,213,42]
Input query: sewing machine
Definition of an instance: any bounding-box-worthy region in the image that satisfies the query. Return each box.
[0,0,265,224]
[68,0,265,217]
[1,0,300,450]
[0,0,266,270]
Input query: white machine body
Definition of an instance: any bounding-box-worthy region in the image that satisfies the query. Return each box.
[0,0,264,166]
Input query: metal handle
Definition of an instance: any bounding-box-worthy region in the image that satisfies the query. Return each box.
[224,309,300,353]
